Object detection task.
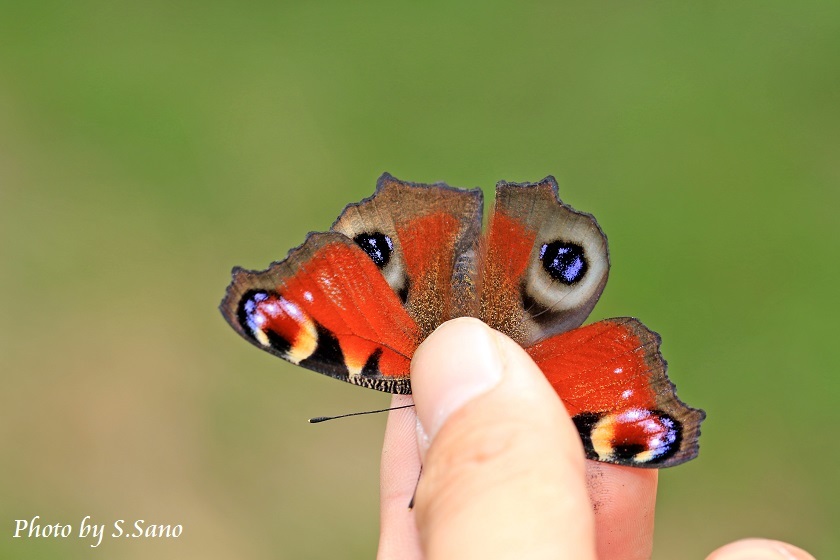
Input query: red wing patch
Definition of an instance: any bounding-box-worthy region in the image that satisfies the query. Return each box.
[527,318,704,467]
[479,210,537,345]
[397,212,462,337]
[220,233,420,393]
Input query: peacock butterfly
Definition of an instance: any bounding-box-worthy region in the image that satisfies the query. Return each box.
[220,173,705,467]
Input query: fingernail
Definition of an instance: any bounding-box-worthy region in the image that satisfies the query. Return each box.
[411,318,504,456]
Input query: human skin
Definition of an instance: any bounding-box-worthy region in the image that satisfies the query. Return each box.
[378,318,815,560]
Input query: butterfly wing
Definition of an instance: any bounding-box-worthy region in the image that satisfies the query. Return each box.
[479,177,609,346]
[480,178,704,466]
[220,233,420,393]
[332,173,483,338]
[528,318,704,467]
[220,173,483,391]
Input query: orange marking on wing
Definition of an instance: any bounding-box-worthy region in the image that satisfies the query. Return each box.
[480,210,537,338]
[527,320,658,416]
[486,210,535,280]
[379,351,412,378]
[396,213,461,336]
[398,213,460,280]
[282,242,420,377]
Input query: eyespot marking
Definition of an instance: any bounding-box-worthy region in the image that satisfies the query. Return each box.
[573,409,682,465]
[540,240,588,285]
[238,290,269,334]
[236,289,317,362]
[354,232,394,268]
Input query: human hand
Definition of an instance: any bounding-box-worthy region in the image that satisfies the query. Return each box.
[378,318,815,560]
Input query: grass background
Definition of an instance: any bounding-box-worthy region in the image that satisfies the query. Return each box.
[1,1,838,558]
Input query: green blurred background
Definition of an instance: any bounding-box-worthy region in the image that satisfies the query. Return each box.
[1,1,838,558]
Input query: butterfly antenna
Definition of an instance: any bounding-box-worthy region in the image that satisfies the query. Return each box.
[408,465,423,510]
[308,403,415,424]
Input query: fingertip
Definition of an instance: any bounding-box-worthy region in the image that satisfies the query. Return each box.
[585,462,658,560]
[705,538,816,560]
[411,318,504,443]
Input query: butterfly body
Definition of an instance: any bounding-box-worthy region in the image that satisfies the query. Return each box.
[220,173,705,467]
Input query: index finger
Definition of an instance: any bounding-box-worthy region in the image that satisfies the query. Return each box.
[378,394,422,560]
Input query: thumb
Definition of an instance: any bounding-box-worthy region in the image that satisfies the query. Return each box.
[411,317,597,560]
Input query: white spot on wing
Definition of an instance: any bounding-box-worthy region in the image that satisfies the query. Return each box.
[618,408,647,422]
[278,298,304,321]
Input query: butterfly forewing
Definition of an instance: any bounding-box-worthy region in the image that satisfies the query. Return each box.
[479,177,609,346]
[331,173,484,339]
[220,233,419,393]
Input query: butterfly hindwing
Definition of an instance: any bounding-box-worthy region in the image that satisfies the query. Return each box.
[527,318,704,467]
[220,233,420,393]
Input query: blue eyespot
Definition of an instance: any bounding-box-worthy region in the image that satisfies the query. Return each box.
[539,241,587,284]
[354,232,394,268]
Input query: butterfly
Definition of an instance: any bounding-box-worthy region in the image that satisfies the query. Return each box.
[220,173,705,468]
